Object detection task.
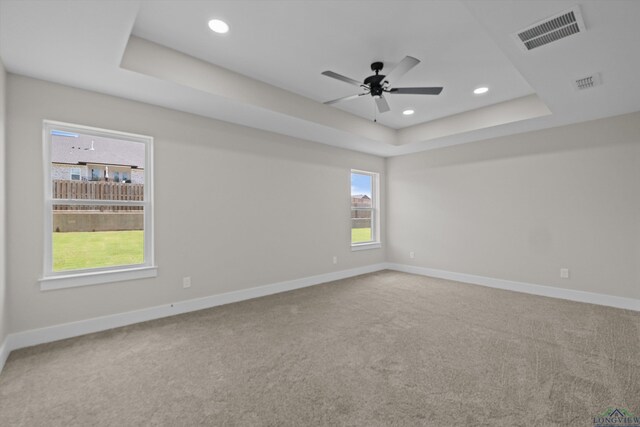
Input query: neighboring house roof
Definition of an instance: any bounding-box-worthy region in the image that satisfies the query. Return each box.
[51,133,145,168]
[352,194,371,199]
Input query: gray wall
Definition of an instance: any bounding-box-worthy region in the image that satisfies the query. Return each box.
[387,112,640,299]
[7,75,386,333]
[5,72,639,338]
[0,62,7,344]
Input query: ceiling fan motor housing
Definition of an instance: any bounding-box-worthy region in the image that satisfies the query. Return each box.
[369,84,384,96]
[321,56,443,113]
[366,61,386,96]
[365,79,385,98]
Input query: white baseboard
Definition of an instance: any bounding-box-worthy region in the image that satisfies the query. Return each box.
[1,263,388,373]
[387,263,640,312]
[3,262,637,375]
[0,335,10,375]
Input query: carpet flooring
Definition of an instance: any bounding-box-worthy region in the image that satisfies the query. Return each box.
[0,270,638,426]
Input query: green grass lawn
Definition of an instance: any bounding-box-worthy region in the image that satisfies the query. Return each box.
[53,230,144,271]
[351,227,372,243]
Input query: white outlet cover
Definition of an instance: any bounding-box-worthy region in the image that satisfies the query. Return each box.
[560,268,570,279]
[409,251,415,259]
[183,277,192,288]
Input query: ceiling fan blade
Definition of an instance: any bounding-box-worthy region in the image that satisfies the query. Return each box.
[321,71,362,87]
[383,56,420,84]
[389,87,443,95]
[375,96,390,113]
[324,93,366,105]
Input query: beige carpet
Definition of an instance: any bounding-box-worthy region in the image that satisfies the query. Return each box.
[0,270,638,426]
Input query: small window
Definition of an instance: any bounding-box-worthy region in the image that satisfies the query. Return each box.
[70,167,81,181]
[41,121,156,290]
[351,170,380,249]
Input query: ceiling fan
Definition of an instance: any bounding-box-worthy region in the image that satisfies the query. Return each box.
[321,56,443,114]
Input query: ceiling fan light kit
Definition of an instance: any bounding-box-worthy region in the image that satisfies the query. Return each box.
[321,56,443,116]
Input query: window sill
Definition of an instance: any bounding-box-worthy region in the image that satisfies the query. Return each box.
[39,266,158,291]
[351,242,382,251]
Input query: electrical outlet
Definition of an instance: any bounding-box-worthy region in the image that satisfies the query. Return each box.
[333,256,338,264]
[409,251,415,259]
[560,268,570,279]
[182,276,192,288]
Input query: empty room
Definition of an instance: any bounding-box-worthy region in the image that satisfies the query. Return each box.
[0,0,639,425]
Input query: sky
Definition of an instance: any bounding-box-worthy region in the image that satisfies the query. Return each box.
[351,173,372,197]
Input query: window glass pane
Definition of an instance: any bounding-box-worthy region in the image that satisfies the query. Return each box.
[351,171,374,244]
[351,173,372,208]
[351,209,372,243]
[52,204,144,271]
[51,131,145,199]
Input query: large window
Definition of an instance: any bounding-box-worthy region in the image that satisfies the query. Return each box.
[41,121,156,290]
[351,170,380,249]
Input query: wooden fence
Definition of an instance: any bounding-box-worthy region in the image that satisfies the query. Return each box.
[53,180,144,211]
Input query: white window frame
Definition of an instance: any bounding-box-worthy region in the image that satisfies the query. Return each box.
[69,167,81,181]
[40,120,156,290]
[351,169,381,251]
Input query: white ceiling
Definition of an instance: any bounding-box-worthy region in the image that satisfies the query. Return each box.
[1,0,639,157]
[132,0,534,129]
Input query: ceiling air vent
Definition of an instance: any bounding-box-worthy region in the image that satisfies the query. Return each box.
[513,6,586,51]
[574,73,602,90]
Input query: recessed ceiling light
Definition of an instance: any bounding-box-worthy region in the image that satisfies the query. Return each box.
[208,19,229,34]
[473,87,489,95]
[402,109,415,115]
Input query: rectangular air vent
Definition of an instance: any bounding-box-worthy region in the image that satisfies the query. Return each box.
[513,6,586,51]
[574,73,602,90]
